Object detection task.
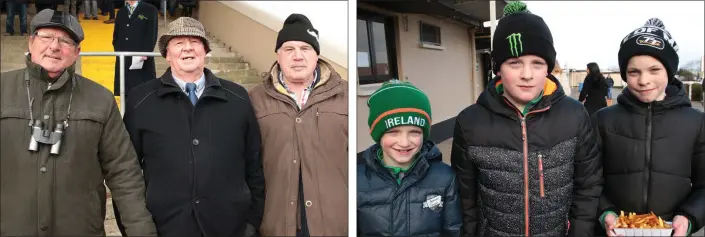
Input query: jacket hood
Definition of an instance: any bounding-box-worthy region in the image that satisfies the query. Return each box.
[616,78,691,114]
[476,73,567,119]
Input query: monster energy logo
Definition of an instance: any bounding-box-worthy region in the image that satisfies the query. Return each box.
[506,33,523,57]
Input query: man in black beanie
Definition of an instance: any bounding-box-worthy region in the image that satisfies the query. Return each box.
[249,13,349,237]
[451,1,603,237]
[593,17,705,237]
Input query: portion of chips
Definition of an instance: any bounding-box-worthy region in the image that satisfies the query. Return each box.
[615,211,672,229]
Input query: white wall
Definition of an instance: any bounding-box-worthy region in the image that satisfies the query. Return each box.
[218,1,348,69]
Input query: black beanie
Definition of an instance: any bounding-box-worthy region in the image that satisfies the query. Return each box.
[491,1,556,74]
[618,18,679,82]
[275,13,320,55]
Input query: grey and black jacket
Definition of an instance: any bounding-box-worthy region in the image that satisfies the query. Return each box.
[450,75,603,237]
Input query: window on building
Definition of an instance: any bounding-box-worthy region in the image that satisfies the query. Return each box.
[357,11,398,85]
[420,22,441,46]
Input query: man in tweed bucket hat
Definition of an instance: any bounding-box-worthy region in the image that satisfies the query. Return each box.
[158,17,212,57]
[112,16,265,237]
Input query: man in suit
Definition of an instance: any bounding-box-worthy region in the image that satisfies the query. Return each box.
[111,0,158,99]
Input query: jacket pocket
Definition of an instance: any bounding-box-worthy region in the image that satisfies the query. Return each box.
[539,154,545,198]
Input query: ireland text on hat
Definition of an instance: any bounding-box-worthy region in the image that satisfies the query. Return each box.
[385,116,427,129]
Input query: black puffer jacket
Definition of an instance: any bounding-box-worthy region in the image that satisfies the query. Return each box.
[451,75,603,237]
[357,141,462,237]
[594,79,705,231]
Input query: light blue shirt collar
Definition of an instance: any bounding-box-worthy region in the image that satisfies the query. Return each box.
[172,73,206,98]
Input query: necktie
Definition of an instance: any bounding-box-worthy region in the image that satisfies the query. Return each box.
[185,83,198,105]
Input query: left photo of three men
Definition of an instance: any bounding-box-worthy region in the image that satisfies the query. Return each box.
[1,0,705,236]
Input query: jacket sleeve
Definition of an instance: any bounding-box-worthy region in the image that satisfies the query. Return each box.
[568,108,604,237]
[578,77,591,102]
[112,13,118,50]
[99,96,157,236]
[143,6,158,52]
[450,117,479,237]
[675,113,705,230]
[244,99,266,233]
[443,173,463,237]
[123,93,143,168]
[594,112,617,221]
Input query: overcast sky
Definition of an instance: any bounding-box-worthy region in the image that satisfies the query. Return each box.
[523,1,704,71]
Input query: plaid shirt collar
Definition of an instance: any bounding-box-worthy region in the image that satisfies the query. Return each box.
[277,66,320,109]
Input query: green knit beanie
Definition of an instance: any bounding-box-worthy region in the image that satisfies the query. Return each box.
[367,79,432,143]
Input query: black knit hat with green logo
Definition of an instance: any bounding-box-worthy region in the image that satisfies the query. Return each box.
[491,1,556,74]
[367,80,432,143]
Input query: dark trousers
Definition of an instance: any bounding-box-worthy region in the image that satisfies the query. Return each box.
[5,1,27,35]
[100,0,114,19]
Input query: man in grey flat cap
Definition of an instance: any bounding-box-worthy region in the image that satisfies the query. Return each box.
[113,17,265,237]
[0,9,157,236]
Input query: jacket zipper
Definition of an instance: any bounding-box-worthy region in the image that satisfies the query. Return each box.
[538,154,545,198]
[516,106,551,237]
[643,104,652,211]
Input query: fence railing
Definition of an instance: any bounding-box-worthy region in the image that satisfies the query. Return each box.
[79,52,163,117]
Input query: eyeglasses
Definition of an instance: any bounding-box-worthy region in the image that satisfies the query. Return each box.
[34,32,77,48]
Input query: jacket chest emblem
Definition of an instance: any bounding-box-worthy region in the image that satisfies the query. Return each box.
[422,194,443,212]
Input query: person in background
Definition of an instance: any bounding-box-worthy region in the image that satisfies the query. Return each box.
[111,0,158,100]
[249,13,348,237]
[594,17,705,237]
[102,0,116,23]
[605,74,615,99]
[450,2,603,236]
[62,0,77,19]
[578,62,609,116]
[4,0,28,36]
[357,80,462,237]
[83,0,98,20]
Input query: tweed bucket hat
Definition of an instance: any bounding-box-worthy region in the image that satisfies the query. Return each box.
[158,17,212,57]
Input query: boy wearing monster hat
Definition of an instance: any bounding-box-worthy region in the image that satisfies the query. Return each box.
[357,80,462,236]
[594,17,705,237]
[450,2,603,236]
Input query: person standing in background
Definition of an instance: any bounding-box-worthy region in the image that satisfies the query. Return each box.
[578,62,609,116]
[4,0,28,36]
[83,0,98,20]
[62,0,77,19]
[111,0,158,99]
[102,0,115,23]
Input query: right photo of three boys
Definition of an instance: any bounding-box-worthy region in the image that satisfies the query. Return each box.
[355,1,704,237]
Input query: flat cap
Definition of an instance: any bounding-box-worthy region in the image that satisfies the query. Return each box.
[30,9,84,43]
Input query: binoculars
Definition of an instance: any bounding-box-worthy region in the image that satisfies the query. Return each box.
[28,120,65,155]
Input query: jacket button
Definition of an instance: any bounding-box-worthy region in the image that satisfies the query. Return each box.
[192,139,199,146]
[305,200,312,207]
[125,37,128,40]
[194,197,201,204]
[126,24,129,27]
[43,115,49,120]
[40,225,48,231]
[295,118,302,123]
[40,167,47,173]
[293,160,296,164]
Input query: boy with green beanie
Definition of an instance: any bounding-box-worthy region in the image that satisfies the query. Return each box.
[357,79,462,237]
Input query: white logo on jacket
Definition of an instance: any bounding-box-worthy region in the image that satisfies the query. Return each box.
[422,194,443,212]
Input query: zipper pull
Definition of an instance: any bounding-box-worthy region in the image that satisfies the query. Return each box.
[47,82,52,90]
[539,154,545,197]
